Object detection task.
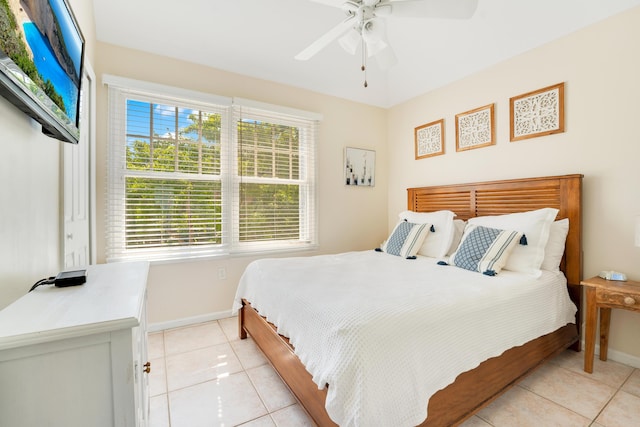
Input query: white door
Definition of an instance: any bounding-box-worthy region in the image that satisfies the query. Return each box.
[63,63,96,268]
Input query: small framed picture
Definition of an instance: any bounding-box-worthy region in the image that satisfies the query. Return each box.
[510,82,565,141]
[344,147,375,187]
[414,119,444,160]
[455,103,495,152]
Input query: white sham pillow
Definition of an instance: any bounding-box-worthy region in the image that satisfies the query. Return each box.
[540,218,569,271]
[468,207,558,277]
[446,219,466,256]
[398,210,456,258]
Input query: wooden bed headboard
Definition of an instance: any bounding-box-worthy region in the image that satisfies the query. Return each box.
[408,174,583,341]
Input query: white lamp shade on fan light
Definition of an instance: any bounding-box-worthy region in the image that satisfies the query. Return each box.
[338,19,388,56]
[338,29,361,54]
[337,18,397,68]
[361,20,388,56]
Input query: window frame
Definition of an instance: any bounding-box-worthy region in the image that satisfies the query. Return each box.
[231,101,317,254]
[104,76,320,263]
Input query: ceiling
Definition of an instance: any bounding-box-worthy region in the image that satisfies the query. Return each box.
[92,0,640,108]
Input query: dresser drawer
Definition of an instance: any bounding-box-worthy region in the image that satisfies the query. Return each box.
[597,288,640,311]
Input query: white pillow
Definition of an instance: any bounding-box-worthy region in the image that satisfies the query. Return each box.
[398,210,456,258]
[541,219,569,271]
[446,219,466,256]
[468,207,558,277]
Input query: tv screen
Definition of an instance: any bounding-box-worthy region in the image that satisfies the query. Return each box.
[0,0,84,144]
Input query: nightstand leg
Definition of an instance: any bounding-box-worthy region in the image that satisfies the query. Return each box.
[584,288,597,373]
[599,307,611,361]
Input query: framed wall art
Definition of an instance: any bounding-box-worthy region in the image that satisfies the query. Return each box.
[414,119,445,160]
[510,82,565,141]
[344,147,375,187]
[455,103,495,152]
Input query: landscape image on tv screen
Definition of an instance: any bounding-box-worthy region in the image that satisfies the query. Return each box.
[0,0,84,143]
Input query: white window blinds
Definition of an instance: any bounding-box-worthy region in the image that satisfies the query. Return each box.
[105,77,319,262]
[232,100,319,253]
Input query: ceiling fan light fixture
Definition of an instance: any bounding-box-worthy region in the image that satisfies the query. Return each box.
[361,19,387,56]
[338,28,361,55]
[296,0,478,81]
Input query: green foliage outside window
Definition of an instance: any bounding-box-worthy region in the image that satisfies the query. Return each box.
[125,105,223,248]
[124,102,303,249]
[125,177,222,248]
[237,119,301,242]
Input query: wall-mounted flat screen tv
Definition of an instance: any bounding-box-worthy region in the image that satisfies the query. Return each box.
[0,0,84,144]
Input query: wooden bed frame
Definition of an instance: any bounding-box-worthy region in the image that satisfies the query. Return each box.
[239,174,583,426]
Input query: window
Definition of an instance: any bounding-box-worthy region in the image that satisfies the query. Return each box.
[105,77,319,262]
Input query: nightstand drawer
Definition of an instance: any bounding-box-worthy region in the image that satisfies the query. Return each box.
[596,289,640,311]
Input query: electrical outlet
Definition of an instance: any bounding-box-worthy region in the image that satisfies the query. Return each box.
[218,267,226,280]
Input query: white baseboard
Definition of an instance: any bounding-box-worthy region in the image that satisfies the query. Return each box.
[582,340,640,369]
[148,310,236,332]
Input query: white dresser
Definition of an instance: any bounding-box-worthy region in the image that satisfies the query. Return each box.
[0,262,150,427]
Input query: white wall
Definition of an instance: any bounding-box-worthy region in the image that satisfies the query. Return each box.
[388,7,640,362]
[0,0,95,309]
[0,100,61,307]
[94,43,389,324]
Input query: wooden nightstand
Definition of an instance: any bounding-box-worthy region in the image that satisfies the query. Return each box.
[581,276,640,373]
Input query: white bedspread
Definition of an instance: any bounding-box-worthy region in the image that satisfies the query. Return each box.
[232,251,577,427]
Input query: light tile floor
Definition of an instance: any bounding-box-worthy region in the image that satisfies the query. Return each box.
[148,318,640,426]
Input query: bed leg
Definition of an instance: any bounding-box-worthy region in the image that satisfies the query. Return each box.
[570,340,581,352]
[239,302,247,340]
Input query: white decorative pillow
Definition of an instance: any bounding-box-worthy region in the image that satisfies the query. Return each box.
[380,220,431,258]
[446,219,466,256]
[468,208,559,277]
[541,219,569,271]
[398,210,456,258]
[448,224,523,276]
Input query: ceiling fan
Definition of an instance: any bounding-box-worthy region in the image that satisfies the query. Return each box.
[295,0,479,81]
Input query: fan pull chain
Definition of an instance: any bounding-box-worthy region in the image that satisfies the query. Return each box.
[361,40,368,88]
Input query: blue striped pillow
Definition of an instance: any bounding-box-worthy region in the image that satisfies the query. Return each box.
[449,224,523,276]
[381,221,431,258]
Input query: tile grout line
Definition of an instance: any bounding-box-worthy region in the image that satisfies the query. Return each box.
[226,321,274,426]
[516,360,633,425]
[159,330,172,427]
[589,366,637,425]
[224,318,312,426]
[515,383,594,424]
[164,319,280,426]
[160,331,170,427]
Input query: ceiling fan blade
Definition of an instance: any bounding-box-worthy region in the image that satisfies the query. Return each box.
[295,17,356,61]
[388,0,479,19]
